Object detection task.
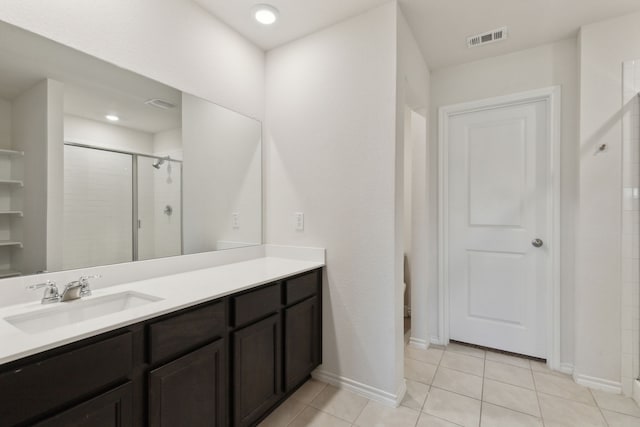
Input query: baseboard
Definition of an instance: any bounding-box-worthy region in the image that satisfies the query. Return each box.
[633,379,640,406]
[408,337,428,350]
[559,363,574,375]
[312,369,406,407]
[574,373,622,394]
[430,336,445,346]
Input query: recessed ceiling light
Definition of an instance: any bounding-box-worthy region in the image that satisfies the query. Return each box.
[253,4,279,25]
[105,114,119,122]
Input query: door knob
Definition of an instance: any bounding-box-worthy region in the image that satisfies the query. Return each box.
[532,238,543,248]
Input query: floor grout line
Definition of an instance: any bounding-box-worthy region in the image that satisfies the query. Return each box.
[531,366,547,427]
[589,388,611,427]
[478,352,486,426]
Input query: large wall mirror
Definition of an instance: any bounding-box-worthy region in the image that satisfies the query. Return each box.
[0,21,262,279]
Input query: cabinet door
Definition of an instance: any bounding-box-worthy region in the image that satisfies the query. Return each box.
[149,340,225,427]
[285,296,320,391]
[233,314,282,427]
[33,382,133,427]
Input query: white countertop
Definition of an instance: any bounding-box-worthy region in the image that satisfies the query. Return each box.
[0,256,324,365]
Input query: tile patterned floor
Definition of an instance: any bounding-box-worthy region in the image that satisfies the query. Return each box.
[259,342,640,427]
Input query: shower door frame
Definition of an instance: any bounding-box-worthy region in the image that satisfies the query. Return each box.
[64,142,184,262]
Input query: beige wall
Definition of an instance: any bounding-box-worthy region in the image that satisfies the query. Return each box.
[430,38,579,367]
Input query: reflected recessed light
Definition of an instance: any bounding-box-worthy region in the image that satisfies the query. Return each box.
[253,4,279,25]
[105,114,119,122]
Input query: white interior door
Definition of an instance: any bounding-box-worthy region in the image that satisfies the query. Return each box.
[447,99,549,358]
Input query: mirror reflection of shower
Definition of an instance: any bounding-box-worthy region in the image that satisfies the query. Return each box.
[152,156,174,184]
[152,157,166,169]
[62,143,183,268]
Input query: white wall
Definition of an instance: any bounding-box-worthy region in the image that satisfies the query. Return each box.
[430,38,579,366]
[11,79,65,275]
[403,108,412,314]
[64,115,154,154]
[265,2,401,400]
[576,11,640,392]
[0,0,264,120]
[397,7,431,355]
[621,59,640,396]
[153,128,183,160]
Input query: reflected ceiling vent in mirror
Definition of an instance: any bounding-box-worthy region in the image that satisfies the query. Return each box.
[467,27,508,48]
[144,98,176,110]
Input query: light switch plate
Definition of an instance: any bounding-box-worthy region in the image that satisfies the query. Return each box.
[294,212,304,231]
[232,212,240,229]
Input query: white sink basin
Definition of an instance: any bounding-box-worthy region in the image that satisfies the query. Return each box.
[4,291,163,334]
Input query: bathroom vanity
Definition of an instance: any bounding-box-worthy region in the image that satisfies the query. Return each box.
[0,259,323,427]
[0,19,325,427]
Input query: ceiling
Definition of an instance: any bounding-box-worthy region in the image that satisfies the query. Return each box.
[400,0,640,69]
[195,0,640,69]
[194,0,389,50]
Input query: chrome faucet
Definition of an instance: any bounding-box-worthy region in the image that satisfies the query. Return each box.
[26,281,61,304]
[60,275,101,302]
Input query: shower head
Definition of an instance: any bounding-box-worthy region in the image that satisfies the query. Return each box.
[152,157,169,169]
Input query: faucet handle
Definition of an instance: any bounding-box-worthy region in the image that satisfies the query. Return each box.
[79,274,101,297]
[27,281,60,304]
[26,280,56,290]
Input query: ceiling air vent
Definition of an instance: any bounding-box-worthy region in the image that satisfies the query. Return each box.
[144,98,176,110]
[467,27,508,48]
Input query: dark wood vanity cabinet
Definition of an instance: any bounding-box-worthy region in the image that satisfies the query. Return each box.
[0,267,322,427]
[284,296,321,391]
[33,382,134,427]
[0,331,136,427]
[232,314,282,427]
[149,340,225,427]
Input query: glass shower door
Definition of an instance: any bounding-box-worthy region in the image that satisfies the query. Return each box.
[136,155,182,261]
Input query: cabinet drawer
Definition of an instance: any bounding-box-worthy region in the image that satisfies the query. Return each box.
[149,301,225,365]
[285,270,320,305]
[33,381,133,427]
[0,332,133,427]
[233,284,280,327]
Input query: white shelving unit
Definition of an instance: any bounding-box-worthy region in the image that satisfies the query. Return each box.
[0,148,23,277]
[0,149,24,157]
[0,179,24,187]
[0,211,23,216]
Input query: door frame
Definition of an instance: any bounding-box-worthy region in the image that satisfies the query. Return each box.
[437,86,562,369]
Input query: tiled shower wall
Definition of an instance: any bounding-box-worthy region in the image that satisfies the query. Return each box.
[622,59,640,395]
[62,145,133,270]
